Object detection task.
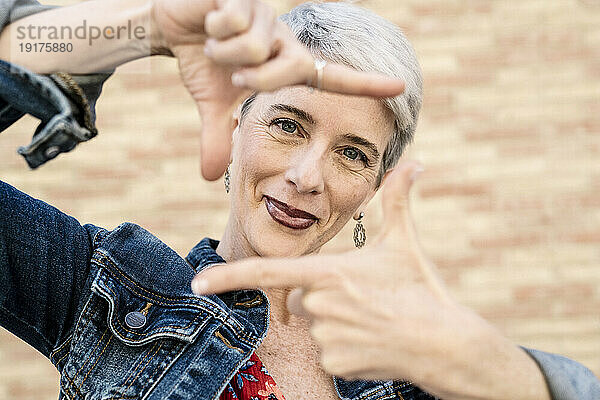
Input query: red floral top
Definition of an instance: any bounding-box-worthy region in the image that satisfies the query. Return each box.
[220,352,287,400]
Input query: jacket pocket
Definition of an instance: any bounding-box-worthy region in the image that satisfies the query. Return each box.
[59,267,213,400]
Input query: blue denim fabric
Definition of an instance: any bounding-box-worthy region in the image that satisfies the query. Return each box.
[0,179,437,400]
[522,347,600,400]
[0,59,109,167]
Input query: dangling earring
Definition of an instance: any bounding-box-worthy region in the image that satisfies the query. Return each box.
[353,212,366,248]
[224,163,231,194]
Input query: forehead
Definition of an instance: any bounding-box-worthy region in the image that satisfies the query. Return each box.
[249,87,394,148]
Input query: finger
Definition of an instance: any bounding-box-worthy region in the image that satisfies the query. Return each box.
[301,289,367,324]
[318,63,406,98]
[231,55,406,99]
[278,22,406,98]
[286,287,311,319]
[205,2,276,65]
[205,0,253,40]
[377,162,452,302]
[378,160,424,238]
[233,55,406,98]
[228,22,308,89]
[191,256,328,295]
[231,55,302,91]
[226,21,405,98]
[197,102,233,181]
[311,320,374,347]
[318,345,378,379]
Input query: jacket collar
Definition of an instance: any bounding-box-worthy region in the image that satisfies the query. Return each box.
[186,237,271,337]
[185,237,226,273]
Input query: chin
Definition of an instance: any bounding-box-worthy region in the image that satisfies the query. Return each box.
[249,227,315,258]
[244,198,321,257]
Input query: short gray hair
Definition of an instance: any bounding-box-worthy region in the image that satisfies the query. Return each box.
[242,1,423,187]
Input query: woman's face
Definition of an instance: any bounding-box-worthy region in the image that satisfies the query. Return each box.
[228,86,394,257]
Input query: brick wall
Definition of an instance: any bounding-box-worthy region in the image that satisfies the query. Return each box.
[0,0,598,398]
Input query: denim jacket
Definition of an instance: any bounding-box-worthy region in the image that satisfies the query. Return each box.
[1,1,600,399]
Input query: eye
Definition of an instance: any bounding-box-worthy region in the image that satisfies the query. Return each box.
[343,147,360,161]
[274,119,299,134]
[341,147,367,164]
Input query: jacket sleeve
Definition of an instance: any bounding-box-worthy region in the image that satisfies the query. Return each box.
[0,179,96,358]
[522,346,600,400]
[0,0,113,168]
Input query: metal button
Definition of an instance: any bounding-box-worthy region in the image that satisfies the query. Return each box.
[125,311,147,329]
[44,146,60,158]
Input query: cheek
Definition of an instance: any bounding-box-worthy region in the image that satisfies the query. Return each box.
[233,129,288,192]
[327,176,372,218]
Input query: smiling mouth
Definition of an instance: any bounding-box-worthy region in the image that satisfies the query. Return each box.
[264,196,318,230]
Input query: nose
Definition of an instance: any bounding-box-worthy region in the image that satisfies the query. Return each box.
[285,147,326,194]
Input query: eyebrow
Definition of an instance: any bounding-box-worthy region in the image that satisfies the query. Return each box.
[268,103,381,160]
[268,104,316,125]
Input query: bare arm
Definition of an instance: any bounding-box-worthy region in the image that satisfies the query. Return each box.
[0,0,176,74]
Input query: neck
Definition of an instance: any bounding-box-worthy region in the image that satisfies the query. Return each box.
[215,219,312,327]
[215,217,258,263]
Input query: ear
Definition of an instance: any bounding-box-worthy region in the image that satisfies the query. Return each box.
[352,168,395,220]
[232,103,242,130]
[378,168,395,188]
[230,104,243,163]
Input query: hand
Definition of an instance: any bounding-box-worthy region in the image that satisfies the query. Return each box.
[191,161,551,400]
[152,0,406,181]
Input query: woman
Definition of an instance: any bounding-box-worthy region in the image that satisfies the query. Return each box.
[0,1,598,399]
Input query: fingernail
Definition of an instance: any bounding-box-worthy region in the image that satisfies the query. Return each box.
[192,279,209,295]
[231,73,245,87]
[410,165,425,182]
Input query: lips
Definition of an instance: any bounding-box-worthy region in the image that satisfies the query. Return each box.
[264,196,318,230]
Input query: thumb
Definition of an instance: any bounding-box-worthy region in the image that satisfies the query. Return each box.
[379,160,424,237]
[197,102,234,181]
